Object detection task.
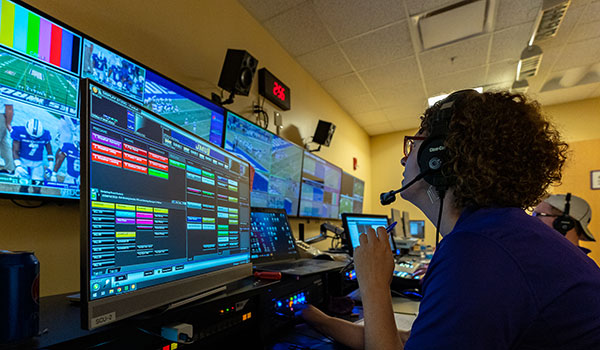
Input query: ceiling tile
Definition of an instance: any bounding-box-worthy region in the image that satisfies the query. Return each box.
[579,1,600,23]
[340,21,414,71]
[552,37,600,72]
[425,65,487,96]
[536,82,600,106]
[495,0,542,31]
[312,0,406,41]
[489,22,535,63]
[390,117,421,131]
[404,0,462,16]
[383,103,427,122]
[487,60,518,85]
[569,20,600,43]
[359,56,420,90]
[371,84,427,110]
[419,34,490,80]
[237,0,306,22]
[263,4,334,56]
[296,44,353,81]
[362,121,395,135]
[352,110,389,126]
[336,93,379,115]
[320,73,368,100]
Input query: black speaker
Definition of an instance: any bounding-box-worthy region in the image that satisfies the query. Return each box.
[312,120,336,146]
[218,49,258,96]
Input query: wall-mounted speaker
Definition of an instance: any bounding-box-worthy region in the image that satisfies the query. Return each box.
[218,49,258,96]
[312,120,335,147]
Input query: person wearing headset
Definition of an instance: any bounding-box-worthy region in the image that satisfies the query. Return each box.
[533,193,595,255]
[301,90,600,349]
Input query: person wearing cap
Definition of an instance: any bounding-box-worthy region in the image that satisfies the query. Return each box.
[533,193,595,255]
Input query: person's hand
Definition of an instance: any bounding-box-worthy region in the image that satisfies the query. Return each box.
[300,304,330,328]
[353,227,395,291]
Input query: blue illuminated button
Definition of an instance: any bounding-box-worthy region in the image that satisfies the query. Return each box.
[92,283,100,291]
[277,301,282,307]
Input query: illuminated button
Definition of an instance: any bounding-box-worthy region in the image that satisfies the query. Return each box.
[171,343,178,349]
[117,287,122,292]
[277,301,282,307]
[131,284,136,290]
[124,286,129,291]
[109,289,114,294]
[92,283,100,291]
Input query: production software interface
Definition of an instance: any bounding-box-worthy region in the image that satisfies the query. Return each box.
[339,172,365,217]
[87,83,251,300]
[250,210,296,260]
[344,216,392,250]
[299,151,342,218]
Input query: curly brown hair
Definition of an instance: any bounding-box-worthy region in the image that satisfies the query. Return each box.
[420,90,568,209]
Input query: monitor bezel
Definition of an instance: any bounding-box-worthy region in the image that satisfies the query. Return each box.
[80,79,252,330]
[223,111,305,217]
[298,150,343,220]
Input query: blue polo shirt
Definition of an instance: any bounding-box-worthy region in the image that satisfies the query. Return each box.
[405,207,600,350]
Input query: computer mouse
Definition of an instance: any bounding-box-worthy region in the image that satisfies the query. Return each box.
[313,254,335,261]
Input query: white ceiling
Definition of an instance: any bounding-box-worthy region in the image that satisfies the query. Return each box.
[238,0,600,135]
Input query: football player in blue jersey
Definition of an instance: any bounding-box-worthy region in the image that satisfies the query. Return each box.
[11,118,54,194]
[52,136,80,185]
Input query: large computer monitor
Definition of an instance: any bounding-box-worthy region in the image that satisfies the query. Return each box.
[81,81,252,330]
[0,0,81,200]
[339,171,364,217]
[224,112,303,216]
[298,151,342,219]
[143,70,224,146]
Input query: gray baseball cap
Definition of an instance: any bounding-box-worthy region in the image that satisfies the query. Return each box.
[544,194,594,242]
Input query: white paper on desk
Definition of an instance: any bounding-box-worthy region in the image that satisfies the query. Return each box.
[354,313,416,331]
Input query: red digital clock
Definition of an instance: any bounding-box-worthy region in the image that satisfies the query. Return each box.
[258,68,291,110]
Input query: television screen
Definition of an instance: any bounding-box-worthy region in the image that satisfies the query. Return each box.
[299,151,342,219]
[81,81,252,329]
[143,70,224,146]
[0,0,81,199]
[338,171,364,217]
[81,38,146,103]
[224,112,303,216]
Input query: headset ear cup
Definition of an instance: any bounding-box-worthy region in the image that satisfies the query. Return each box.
[417,136,447,187]
[553,216,575,235]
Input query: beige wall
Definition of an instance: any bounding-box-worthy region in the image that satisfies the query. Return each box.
[369,96,600,255]
[543,97,600,265]
[0,0,371,296]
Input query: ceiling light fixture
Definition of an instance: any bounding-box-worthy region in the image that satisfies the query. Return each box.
[428,87,483,106]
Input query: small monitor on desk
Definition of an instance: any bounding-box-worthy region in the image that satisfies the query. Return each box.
[81,81,252,330]
[409,220,425,239]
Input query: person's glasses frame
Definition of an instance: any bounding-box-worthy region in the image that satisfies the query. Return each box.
[404,136,427,158]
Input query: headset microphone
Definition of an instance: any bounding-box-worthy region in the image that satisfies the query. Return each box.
[380,170,429,205]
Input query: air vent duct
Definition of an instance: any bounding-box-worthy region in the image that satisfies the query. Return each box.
[517,45,543,80]
[533,0,571,42]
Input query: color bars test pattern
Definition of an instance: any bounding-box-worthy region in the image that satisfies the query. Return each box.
[0,0,81,74]
[91,131,170,180]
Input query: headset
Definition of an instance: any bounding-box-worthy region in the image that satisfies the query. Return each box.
[553,192,575,235]
[379,89,474,205]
